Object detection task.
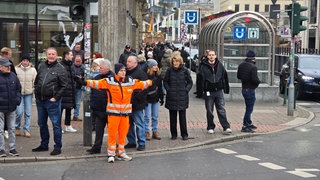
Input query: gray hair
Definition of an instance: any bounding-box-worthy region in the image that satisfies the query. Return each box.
[99,58,111,69]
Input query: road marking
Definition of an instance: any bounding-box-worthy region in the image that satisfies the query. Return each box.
[235,155,260,161]
[259,162,286,170]
[296,168,320,172]
[314,124,320,127]
[214,148,237,154]
[286,169,318,178]
[0,177,5,180]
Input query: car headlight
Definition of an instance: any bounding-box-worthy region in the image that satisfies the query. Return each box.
[301,75,314,80]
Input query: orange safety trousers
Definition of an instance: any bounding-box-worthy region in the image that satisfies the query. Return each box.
[107,115,130,157]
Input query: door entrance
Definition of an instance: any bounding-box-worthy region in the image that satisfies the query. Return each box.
[0,19,29,66]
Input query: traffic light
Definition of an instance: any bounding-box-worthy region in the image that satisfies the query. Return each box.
[286,3,308,36]
[70,0,85,20]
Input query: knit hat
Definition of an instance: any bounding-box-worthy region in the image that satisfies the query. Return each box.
[20,54,30,62]
[0,57,12,66]
[93,58,101,66]
[114,63,125,74]
[147,51,153,56]
[147,59,158,68]
[125,44,131,49]
[246,50,256,59]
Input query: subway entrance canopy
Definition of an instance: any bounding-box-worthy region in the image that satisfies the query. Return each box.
[199,11,277,101]
[199,11,275,85]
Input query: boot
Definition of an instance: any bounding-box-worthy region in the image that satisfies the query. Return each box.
[146,132,151,141]
[15,129,21,136]
[152,131,161,140]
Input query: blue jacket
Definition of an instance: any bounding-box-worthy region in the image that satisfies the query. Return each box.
[0,72,21,112]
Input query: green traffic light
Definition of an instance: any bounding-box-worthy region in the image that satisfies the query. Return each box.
[286,3,308,36]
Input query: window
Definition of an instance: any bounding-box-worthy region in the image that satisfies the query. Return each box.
[245,4,249,11]
[265,5,269,12]
[235,4,239,12]
[310,0,317,24]
[255,5,259,12]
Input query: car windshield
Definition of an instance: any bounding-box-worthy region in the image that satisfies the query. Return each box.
[298,56,320,69]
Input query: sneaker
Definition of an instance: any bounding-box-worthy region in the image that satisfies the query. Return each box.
[117,153,132,161]
[15,129,21,136]
[9,149,19,157]
[4,131,9,139]
[0,150,6,157]
[65,126,77,133]
[24,132,31,138]
[241,127,255,133]
[207,129,214,134]
[62,130,64,134]
[50,149,61,156]
[223,128,232,135]
[248,124,258,129]
[32,146,49,152]
[107,156,115,163]
[146,132,151,141]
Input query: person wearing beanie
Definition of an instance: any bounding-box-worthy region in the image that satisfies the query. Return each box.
[89,58,102,79]
[15,54,37,138]
[237,50,261,133]
[144,58,163,141]
[84,62,152,163]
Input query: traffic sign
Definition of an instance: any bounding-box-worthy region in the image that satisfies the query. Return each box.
[233,26,246,40]
[248,28,259,39]
[184,10,199,25]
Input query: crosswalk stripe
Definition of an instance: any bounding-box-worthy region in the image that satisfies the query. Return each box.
[214,148,237,154]
[259,162,286,170]
[235,155,260,161]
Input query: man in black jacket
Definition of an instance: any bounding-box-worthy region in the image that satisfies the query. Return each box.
[32,47,68,156]
[237,50,261,133]
[200,50,232,135]
[86,59,114,154]
[125,55,148,151]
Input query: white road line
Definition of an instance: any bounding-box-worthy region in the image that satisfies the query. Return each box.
[295,168,320,172]
[314,124,320,127]
[286,170,317,178]
[235,155,260,161]
[259,162,286,170]
[0,177,5,180]
[214,148,237,154]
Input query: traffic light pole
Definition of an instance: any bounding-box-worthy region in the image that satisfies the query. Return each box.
[287,0,296,116]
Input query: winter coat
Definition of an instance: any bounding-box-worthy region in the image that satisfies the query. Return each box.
[90,71,114,112]
[126,65,148,111]
[34,60,68,101]
[15,63,37,95]
[160,49,172,79]
[147,73,164,103]
[60,59,76,109]
[200,59,229,94]
[0,72,21,112]
[119,50,133,66]
[163,66,193,110]
[237,58,261,89]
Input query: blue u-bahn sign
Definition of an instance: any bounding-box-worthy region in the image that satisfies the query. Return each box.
[233,26,247,40]
[184,10,199,25]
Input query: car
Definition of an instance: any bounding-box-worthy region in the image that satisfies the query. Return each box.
[279,54,320,99]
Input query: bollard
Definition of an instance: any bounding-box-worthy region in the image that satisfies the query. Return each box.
[83,86,92,146]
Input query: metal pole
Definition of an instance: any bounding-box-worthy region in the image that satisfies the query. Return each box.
[287,1,296,116]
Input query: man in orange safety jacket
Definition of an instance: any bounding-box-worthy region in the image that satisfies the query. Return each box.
[85,63,152,163]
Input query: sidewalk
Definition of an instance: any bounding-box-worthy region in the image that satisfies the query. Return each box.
[1,74,314,163]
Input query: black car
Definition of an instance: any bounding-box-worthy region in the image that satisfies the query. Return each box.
[279,54,320,99]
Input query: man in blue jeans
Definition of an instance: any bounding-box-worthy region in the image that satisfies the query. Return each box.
[32,47,68,155]
[237,50,261,133]
[72,55,85,121]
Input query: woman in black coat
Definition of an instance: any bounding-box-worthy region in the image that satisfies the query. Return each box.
[163,52,193,140]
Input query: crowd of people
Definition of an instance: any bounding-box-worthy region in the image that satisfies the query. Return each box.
[0,42,260,162]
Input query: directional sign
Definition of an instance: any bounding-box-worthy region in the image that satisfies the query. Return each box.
[184,10,199,25]
[233,26,246,40]
[248,28,259,39]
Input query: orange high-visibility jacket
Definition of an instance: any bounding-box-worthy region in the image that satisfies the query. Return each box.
[86,75,152,116]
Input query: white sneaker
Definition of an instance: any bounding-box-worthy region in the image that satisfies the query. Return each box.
[4,131,9,139]
[107,156,115,163]
[207,129,214,134]
[62,130,64,134]
[223,128,232,135]
[65,126,77,133]
[117,153,132,161]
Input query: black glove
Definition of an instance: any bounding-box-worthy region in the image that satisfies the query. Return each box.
[159,99,164,106]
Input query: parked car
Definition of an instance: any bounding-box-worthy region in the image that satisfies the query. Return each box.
[279,54,320,99]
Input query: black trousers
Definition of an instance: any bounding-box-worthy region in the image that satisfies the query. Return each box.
[169,110,188,138]
[61,108,72,126]
[91,111,108,150]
